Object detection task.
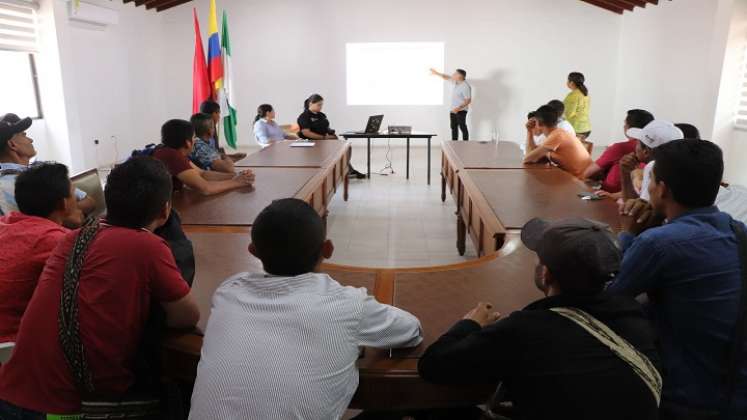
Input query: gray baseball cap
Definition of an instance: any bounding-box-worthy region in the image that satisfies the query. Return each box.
[521,217,621,290]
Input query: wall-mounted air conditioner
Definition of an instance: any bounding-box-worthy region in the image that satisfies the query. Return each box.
[67,0,118,27]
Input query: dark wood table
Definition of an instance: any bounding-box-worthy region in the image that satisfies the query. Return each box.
[467,168,622,230]
[172,168,321,227]
[236,140,348,168]
[341,132,437,184]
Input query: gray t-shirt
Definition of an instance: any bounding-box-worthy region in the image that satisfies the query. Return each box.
[451,81,472,110]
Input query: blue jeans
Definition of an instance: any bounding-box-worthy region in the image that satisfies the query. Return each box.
[0,400,45,420]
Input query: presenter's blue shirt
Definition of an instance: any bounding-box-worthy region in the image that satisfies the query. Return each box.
[608,206,747,416]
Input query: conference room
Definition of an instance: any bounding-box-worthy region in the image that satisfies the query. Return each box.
[1,0,747,419]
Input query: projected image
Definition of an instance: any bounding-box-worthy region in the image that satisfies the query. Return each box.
[346,42,445,106]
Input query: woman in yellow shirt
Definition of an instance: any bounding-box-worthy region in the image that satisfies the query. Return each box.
[563,72,591,140]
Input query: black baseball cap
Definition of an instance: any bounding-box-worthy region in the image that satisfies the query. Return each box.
[0,113,32,145]
[521,217,621,293]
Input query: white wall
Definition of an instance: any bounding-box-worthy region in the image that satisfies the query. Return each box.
[158,0,623,147]
[25,0,167,173]
[713,0,747,186]
[614,0,731,141]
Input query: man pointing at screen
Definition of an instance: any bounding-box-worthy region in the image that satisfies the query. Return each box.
[430,68,472,141]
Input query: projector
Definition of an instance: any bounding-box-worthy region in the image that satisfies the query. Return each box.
[388,126,412,135]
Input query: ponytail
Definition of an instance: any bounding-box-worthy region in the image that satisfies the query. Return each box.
[255,104,273,123]
[304,94,324,111]
[568,72,589,97]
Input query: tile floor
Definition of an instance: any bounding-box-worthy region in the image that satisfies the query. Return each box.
[326,140,477,268]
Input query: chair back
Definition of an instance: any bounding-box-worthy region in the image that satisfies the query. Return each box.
[71,168,106,219]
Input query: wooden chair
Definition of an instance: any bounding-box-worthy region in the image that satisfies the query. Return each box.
[71,168,106,220]
[0,342,13,363]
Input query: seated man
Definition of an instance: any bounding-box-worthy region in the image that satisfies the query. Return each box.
[153,119,254,195]
[189,113,236,173]
[619,119,683,200]
[418,217,661,420]
[529,100,576,145]
[583,109,655,197]
[189,198,423,419]
[0,157,200,417]
[608,140,747,418]
[0,163,79,343]
[0,113,93,222]
[524,105,592,178]
[199,100,246,162]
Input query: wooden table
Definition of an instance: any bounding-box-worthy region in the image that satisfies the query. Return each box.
[236,140,347,168]
[441,141,620,256]
[161,233,543,410]
[173,141,351,228]
[160,140,624,411]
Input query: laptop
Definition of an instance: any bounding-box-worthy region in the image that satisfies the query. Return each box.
[350,115,384,134]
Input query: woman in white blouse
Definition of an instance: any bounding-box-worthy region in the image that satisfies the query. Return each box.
[253,104,297,147]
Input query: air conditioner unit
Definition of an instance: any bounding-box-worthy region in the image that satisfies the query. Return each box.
[67,1,118,27]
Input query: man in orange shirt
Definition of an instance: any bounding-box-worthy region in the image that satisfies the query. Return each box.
[524,105,592,178]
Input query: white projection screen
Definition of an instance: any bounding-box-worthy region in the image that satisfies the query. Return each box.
[346,42,445,106]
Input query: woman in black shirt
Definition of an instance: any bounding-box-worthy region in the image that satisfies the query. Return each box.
[297,94,365,178]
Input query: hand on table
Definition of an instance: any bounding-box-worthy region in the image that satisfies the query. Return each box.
[234,169,255,186]
[463,302,502,327]
[620,198,664,235]
[595,190,622,200]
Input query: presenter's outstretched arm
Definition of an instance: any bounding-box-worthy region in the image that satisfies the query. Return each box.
[430,68,451,81]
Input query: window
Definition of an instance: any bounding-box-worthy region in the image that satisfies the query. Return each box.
[0,50,41,118]
[346,42,445,106]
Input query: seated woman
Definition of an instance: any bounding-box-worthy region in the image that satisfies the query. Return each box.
[253,104,297,147]
[297,94,365,179]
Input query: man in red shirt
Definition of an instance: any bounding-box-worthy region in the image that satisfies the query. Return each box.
[0,157,200,417]
[0,163,79,343]
[583,109,654,197]
[153,119,254,195]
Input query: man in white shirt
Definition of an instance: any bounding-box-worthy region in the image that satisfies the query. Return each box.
[431,68,472,141]
[189,198,423,420]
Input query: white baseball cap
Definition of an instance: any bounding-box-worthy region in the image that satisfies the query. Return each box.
[626,120,684,149]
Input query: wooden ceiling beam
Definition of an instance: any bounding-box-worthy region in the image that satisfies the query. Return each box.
[154,0,193,12]
[580,0,624,14]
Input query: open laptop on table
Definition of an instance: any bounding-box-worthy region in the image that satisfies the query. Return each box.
[347,115,384,135]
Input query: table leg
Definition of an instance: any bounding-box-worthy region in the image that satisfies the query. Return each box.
[427,137,432,185]
[457,212,466,256]
[367,137,371,179]
[406,137,410,180]
[344,172,349,201]
[441,157,447,203]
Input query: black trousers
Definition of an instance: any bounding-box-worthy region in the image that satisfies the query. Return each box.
[450,111,469,141]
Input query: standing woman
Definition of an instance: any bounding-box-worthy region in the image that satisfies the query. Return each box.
[253,104,297,147]
[563,72,591,140]
[297,94,365,178]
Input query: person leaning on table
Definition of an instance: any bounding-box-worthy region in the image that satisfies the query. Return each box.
[253,103,297,148]
[418,217,661,420]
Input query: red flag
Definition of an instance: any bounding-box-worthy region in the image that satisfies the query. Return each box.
[192,9,210,114]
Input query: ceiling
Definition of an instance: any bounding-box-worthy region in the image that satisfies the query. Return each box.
[121,0,193,13]
[580,0,669,14]
[123,0,669,14]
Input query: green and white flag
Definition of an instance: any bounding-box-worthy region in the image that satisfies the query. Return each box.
[219,10,238,149]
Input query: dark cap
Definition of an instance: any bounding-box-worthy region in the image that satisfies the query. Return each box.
[521,217,621,293]
[0,113,32,145]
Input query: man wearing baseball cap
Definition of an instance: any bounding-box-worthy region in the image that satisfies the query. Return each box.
[619,119,683,201]
[0,113,94,221]
[418,218,661,420]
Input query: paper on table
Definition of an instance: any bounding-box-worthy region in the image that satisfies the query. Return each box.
[290,142,315,147]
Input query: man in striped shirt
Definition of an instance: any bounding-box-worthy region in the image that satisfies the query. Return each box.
[189,199,423,420]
